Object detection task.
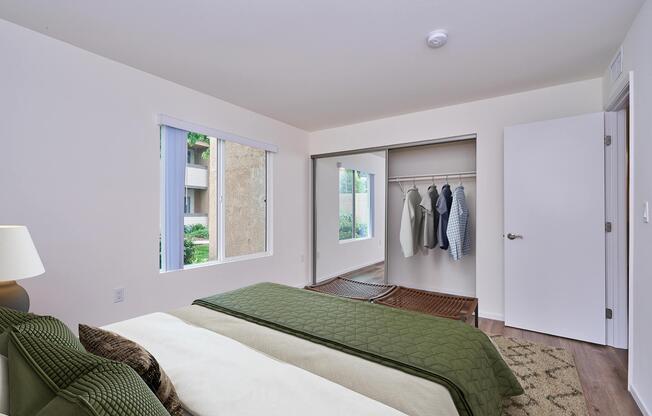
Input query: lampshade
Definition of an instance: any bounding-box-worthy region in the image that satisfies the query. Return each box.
[0,226,45,281]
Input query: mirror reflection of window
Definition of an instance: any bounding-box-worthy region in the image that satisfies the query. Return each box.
[316,151,386,284]
[355,171,372,239]
[338,168,354,240]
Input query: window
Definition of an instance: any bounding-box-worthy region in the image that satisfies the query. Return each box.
[160,121,274,272]
[339,167,373,241]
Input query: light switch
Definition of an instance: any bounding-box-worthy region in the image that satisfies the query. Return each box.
[644,201,650,224]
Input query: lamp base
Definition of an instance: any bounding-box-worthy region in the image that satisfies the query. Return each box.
[0,281,30,312]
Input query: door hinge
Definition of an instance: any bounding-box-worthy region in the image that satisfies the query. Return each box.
[606,308,613,319]
[605,135,612,146]
[605,222,612,232]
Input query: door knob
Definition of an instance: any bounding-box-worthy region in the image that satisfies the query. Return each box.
[506,233,523,240]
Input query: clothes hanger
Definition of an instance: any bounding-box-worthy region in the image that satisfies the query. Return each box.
[459,174,463,186]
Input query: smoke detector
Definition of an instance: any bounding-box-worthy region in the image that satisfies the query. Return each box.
[426,30,448,49]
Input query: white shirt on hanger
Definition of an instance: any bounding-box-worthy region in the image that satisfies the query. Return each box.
[400,187,423,258]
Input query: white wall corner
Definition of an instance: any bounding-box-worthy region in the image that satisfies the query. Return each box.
[630,384,651,416]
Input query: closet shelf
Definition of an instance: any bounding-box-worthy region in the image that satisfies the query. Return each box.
[388,171,476,183]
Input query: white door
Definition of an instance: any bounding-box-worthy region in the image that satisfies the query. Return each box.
[504,112,606,344]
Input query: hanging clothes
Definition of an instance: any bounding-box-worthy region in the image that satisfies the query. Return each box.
[400,187,423,258]
[436,184,453,250]
[447,185,472,261]
[419,185,439,249]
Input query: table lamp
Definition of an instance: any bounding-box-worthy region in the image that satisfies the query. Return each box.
[0,226,44,312]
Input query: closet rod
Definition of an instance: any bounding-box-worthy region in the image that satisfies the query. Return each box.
[388,171,476,183]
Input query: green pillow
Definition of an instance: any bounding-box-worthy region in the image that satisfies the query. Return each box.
[13,315,85,352]
[55,362,173,416]
[8,325,169,416]
[0,307,37,329]
[0,307,38,356]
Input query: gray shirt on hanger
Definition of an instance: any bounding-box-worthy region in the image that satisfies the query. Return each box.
[419,185,439,249]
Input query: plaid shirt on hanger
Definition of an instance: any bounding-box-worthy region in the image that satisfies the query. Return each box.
[446,186,471,261]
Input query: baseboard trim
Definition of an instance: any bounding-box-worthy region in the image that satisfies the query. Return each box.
[479,311,504,321]
[630,384,651,416]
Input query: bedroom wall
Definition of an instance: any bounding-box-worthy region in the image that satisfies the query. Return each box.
[314,152,386,281]
[602,1,652,413]
[0,19,310,329]
[309,77,604,320]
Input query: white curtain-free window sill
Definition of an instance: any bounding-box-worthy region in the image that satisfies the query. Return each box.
[160,251,273,274]
[338,236,372,244]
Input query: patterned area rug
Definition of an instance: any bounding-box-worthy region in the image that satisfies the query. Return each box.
[492,336,589,416]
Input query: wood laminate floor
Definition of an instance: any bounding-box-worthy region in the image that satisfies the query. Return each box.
[480,318,641,416]
[341,262,385,284]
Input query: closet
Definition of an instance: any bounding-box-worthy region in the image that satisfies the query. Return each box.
[387,139,476,296]
[312,135,476,298]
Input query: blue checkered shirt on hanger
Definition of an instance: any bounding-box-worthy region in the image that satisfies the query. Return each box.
[446,186,471,261]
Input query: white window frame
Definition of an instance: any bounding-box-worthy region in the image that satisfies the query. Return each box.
[338,168,374,243]
[159,115,275,273]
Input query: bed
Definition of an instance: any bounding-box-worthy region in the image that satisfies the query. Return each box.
[104,312,408,416]
[105,283,522,416]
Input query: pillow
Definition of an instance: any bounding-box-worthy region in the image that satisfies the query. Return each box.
[13,315,85,352]
[0,307,38,356]
[79,324,183,416]
[8,330,169,416]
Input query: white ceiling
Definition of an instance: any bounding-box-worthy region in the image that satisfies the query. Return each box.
[0,0,644,131]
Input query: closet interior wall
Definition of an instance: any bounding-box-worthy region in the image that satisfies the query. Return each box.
[388,140,477,296]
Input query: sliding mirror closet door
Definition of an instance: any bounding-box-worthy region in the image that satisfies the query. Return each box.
[314,151,387,284]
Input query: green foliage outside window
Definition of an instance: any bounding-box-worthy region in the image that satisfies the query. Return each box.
[183,224,210,265]
[339,214,353,240]
[187,132,210,160]
[183,238,195,264]
[184,224,209,240]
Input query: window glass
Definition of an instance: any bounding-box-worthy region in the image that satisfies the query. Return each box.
[339,168,354,240]
[354,171,371,238]
[224,141,267,258]
[184,133,216,266]
[161,125,271,272]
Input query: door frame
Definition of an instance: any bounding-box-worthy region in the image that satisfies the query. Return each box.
[605,71,634,379]
[605,109,628,349]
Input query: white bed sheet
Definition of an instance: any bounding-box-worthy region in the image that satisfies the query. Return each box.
[104,312,408,416]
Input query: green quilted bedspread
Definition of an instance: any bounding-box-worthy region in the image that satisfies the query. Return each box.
[194,283,523,416]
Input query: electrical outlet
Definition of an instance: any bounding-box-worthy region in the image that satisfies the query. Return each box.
[113,287,126,303]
